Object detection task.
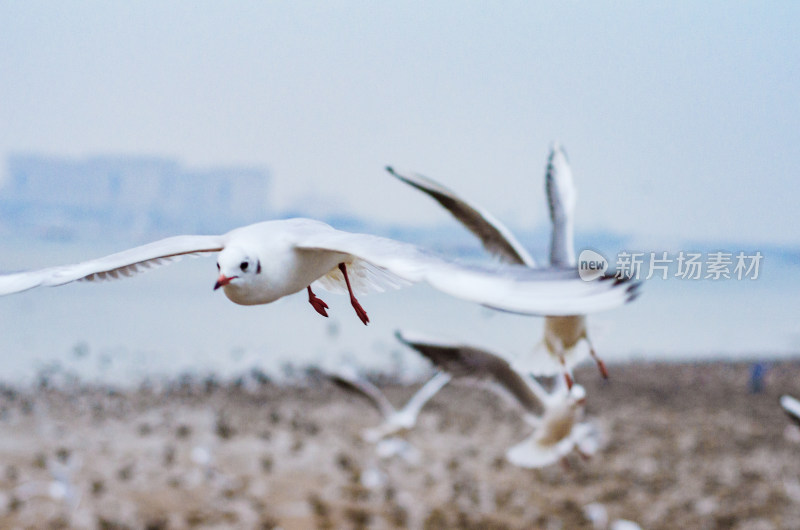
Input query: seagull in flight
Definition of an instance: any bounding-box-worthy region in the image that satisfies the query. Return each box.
[395,330,601,468]
[781,395,800,428]
[0,217,637,325]
[328,365,452,442]
[388,144,611,386]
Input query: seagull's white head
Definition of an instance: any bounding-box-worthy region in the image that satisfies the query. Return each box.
[214,247,261,292]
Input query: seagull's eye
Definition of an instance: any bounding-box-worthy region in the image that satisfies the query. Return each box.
[216,263,220,270]
[240,261,249,272]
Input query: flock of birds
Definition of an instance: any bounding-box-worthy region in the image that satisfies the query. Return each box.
[0,144,640,473]
[0,149,646,490]
[4,146,798,528]
[328,146,613,470]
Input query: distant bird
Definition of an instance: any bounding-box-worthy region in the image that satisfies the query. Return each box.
[781,395,800,428]
[16,454,82,511]
[0,218,637,325]
[375,437,422,464]
[328,365,452,442]
[395,330,601,468]
[388,145,611,387]
[583,504,644,530]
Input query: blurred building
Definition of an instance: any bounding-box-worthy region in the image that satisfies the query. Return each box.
[0,155,270,240]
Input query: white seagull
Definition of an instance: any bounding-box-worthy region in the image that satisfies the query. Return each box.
[328,365,452,442]
[781,395,800,428]
[395,330,601,468]
[388,145,610,387]
[538,145,607,386]
[0,217,638,324]
[15,454,83,511]
[504,384,599,469]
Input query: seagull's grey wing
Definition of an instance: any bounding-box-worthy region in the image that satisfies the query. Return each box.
[294,228,639,316]
[781,395,800,428]
[400,372,452,418]
[0,235,225,296]
[386,166,536,267]
[545,144,577,267]
[329,372,396,419]
[395,330,544,416]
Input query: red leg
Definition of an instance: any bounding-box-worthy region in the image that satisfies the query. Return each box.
[338,263,369,325]
[589,345,609,379]
[307,285,329,317]
[560,355,574,390]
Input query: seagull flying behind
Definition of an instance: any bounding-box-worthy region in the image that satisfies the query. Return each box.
[395,329,602,468]
[0,217,638,325]
[328,365,452,442]
[388,145,612,386]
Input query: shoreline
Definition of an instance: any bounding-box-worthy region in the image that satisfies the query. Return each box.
[1,360,799,529]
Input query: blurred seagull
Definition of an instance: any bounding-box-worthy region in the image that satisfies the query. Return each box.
[781,395,800,428]
[395,329,601,468]
[16,454,82,511]
[395,329,546,422]
[328,365,452,442]
[388,145,610,387]
[537,145,607,385]
[0,217,637,325]
[504,384,599,469]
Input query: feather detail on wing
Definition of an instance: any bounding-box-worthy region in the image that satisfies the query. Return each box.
[312,257,411,295]
[294,228,638,316]
[0,235,224,295]
[545,144,577,266]
[328,369,396,419]
[395,330,544,416]
[387,166,536,267]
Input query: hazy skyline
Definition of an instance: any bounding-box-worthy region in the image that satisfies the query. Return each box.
[1,2,798,245]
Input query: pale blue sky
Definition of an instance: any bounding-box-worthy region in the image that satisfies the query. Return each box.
[1,1,798,245]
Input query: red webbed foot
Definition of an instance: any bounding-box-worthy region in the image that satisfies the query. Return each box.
[307,286,329,318]
[350,297,369,325]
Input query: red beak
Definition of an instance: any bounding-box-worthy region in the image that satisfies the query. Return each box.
[214,274,235,290]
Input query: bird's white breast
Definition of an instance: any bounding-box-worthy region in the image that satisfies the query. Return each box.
[220,219,348,306]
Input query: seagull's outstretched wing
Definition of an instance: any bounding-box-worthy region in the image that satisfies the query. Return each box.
[395,330,544,416]
[386,166,536,267]
[329,369,396,419]
[545,144,577,267]
[781,395,800,428]
[399,372,452,418]
[295,229,638,316]
[0,235,225,296]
